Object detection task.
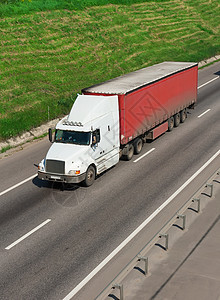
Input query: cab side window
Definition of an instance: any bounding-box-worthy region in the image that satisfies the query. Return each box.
[92,129,100,144]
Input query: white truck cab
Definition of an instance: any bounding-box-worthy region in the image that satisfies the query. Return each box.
[38,94,120,186]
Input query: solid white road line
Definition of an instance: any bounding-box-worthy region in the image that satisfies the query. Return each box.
[62,149,220,300]
[198,109,211,118]
[5,219,51,250]
[0,174,37,197]
[133,148,155,163]
[198,76,219,89]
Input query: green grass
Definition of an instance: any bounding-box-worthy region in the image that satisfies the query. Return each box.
[0,145,11,153]
[0,0,155,16]
[0,0,220,140]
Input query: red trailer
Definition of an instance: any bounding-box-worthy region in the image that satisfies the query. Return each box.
[82,61,198,159]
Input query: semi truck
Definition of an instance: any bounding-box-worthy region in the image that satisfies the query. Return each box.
[38,61,198,186]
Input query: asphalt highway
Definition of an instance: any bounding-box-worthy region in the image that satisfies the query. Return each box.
[0,62,220,300]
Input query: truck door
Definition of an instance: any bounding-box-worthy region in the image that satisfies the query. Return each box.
[90,113,119,174]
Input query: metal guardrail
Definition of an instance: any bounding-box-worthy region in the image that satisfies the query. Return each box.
[95,168,220,300]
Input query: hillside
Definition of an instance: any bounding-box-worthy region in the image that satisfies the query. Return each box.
[0,0,219,141]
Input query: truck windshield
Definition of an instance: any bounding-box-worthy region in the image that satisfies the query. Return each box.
[55,130,91,145]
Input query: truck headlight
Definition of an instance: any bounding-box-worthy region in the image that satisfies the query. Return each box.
[68,170,81,175]
[38,159,45,171]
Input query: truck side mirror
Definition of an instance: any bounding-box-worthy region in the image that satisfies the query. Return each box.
[96,129,100,143]
[48,128,53,143]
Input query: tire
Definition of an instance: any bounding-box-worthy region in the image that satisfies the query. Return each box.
[168,116,174,131]
[83,165,96,187]
[180,109,187,123]
[134,138,143,155]
[174,113,180,127]
[124,144,134,161]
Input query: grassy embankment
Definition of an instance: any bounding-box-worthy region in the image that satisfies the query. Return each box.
[0,0,219,141]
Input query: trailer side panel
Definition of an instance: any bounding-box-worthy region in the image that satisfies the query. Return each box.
[120,65,197,144]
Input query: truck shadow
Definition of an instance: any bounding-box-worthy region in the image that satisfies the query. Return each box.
[32,177,88,208]
[32,176,52,188]
[32,176,80,192]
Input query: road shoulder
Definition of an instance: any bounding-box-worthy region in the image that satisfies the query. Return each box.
[122,180,220,300]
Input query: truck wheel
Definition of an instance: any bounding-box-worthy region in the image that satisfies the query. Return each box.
[168,117,174,131]
[174,113,180,127]
[124,144,134,161]
[134,138,143,154]
[180,109,187,123]
[83,165,96,187]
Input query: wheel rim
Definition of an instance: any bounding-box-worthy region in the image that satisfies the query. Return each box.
[128,147,133,159]
[169,117,174,130]
[182,111,186,122]
[175,114,180,127]
[126,144,134,160]
[137,140,142,152]
[87,169,94,181]
[180,109,186,123]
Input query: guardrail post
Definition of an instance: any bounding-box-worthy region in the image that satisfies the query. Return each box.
[192,198,200,213]
[177,214,186,230]
[159,233,169,250]
[112,284,124,300]
[137,256,148,276]
[206,183,213,197]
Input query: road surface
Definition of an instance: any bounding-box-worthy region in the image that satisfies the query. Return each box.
[0,62,220,300]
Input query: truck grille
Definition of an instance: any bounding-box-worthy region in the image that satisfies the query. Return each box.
[46,160,65,174]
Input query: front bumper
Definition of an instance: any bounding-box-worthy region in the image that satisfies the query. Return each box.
[38,171,86,184]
